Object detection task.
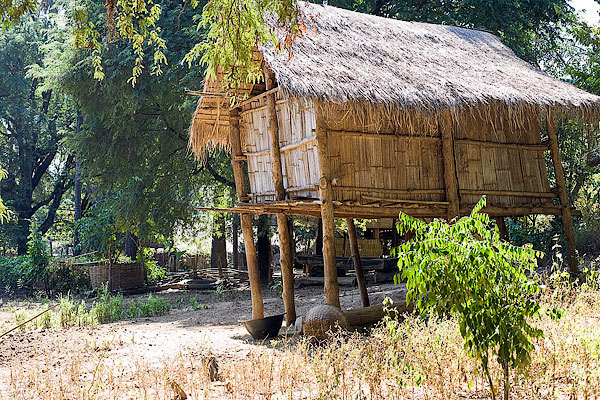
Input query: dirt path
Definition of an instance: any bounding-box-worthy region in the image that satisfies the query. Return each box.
[0,282,405,398]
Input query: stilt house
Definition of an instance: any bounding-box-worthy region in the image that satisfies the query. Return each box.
[189,4,600,322]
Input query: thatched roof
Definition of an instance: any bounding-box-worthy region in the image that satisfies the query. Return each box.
[190,3,600,154]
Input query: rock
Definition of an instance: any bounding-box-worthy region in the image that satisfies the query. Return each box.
[302,305,348,340]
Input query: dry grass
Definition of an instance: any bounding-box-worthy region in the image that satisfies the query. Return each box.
[2,283,600,399]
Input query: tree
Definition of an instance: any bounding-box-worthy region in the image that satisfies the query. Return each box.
[0,16,75,253]
[396,197,548,400]
[62,0,238,251]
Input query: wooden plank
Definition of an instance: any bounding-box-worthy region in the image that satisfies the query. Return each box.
[460,189,557,198]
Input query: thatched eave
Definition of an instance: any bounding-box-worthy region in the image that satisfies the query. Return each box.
[189,3,600,157]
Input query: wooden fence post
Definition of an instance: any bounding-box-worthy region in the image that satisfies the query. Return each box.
[439,111,460,220]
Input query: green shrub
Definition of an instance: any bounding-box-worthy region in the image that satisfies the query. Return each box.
[188,294,207,311]
[146,260,166,284]
[0,256,33,293]
[60,294,76,327]
[396,196,551,400]
[13,310,27,331]
[126,294,171,318]
[91,285,124,324]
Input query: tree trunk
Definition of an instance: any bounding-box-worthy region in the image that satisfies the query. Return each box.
[211,214,227,277]
[503,360,510,400]
[73,111,83,256]
[124,232,138,260]
[256,214,272,285]
[496,217,509,241]
[16,218,30,255]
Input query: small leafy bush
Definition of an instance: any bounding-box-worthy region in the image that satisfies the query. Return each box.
[145,259,166,285]
[91,285,124,324]
[0,256,33,293]
[188,294,207,311]
[396,197,548,400]
[126,294,170,318]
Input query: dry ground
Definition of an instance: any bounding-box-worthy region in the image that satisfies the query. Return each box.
[0,282,599,399]
[0,283,404,399]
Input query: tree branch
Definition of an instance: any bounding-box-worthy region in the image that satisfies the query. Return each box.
[39,154,75,235]
[31,150,56,191]
[195,162,235,189]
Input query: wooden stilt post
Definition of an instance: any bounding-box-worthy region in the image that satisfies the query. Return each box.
[346,218,370,307]
[229,109,264,319]
[264,66,296,324]
[546,109,580,276]
[495,217,509,241]
[315,107,341,308]
[439,111,460,220]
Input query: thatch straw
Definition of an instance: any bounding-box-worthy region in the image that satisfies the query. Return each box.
[189,3,600,156]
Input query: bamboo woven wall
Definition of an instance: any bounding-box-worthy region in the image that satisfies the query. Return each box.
[453,111,550,207]
[240,98,553,211]
[241,92,319,202]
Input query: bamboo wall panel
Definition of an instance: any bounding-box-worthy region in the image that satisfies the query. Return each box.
[241,94,319,201]
[328,132,445,203]
[454,111,551,207]
[240,97,553,211]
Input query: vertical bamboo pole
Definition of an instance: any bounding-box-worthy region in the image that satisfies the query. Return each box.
[264,66,296,324]
[315,106,340,308]
[346,218,370,307]
[229,109,264,319]
[439,111,460,220]
[546,109,579,276]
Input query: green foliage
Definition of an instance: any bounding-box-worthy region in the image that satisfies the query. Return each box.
[89,285,171,323]
[0,256,33,293]
[125,294,170,318]
[0,221,54,294]
[73,0,167,86]
[396,197,546,398]
[0,166,9,223]
[145,258,166,285]
[27,219,51,276]
[0,16,75,254]
[137,248,166,284]
[63,0,235,247]
[269,278,283,295]
[12,310,27,331]
[188,294,207,311]
[185,0,305,95]
[91,284,125,323]
[76,202,120,261]
[0,0,38,29]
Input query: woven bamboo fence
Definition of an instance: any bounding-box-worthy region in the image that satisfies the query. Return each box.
[89,262,146,290]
